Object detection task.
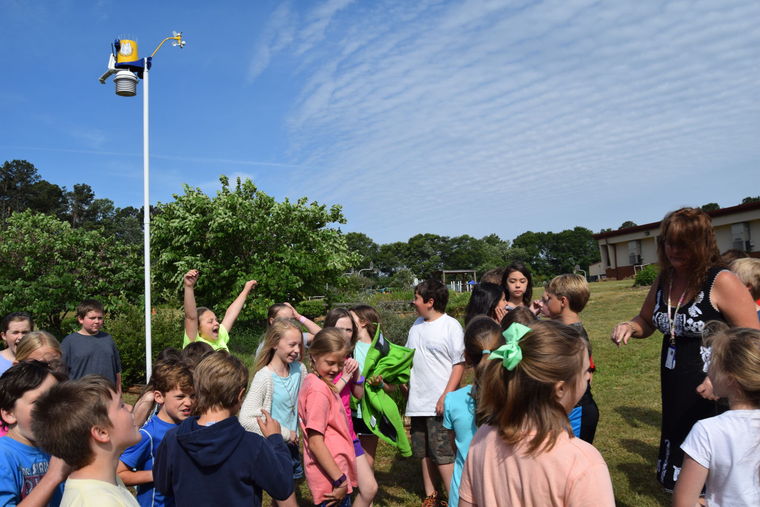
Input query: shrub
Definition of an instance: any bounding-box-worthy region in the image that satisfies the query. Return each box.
[296,299,328,319]
[106,305,183,387]
[634,264,659,287]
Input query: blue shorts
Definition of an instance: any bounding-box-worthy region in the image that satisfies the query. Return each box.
[317,496,352,507]
[288,441,304,480]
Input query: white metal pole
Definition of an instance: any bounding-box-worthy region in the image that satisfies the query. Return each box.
[143,58,153,383]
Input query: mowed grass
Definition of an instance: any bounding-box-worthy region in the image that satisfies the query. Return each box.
[130,280,669,506]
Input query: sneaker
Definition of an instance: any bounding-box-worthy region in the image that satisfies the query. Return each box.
[421,492,438,507]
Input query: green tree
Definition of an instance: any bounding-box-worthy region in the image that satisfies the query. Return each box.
[0,160,41,219]
[742,196,760,204]
[344,232,379,270]
[0,211,142,334]
[700,202,720,212]
[150,177,358,318]
[619,221,637,229]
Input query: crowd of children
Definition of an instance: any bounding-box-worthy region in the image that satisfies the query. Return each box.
[0,256,759,506]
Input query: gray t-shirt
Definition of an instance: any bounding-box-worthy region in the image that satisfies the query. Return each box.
[61,331,121,383]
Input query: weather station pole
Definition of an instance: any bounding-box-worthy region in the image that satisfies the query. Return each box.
[99,32,186,383]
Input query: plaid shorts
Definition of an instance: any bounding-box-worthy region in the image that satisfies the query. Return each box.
[410,416,455,465]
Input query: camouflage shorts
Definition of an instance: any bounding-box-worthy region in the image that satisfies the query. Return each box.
[410,416,455,465]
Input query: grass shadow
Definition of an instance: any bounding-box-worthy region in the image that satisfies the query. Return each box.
[615,406,660,429]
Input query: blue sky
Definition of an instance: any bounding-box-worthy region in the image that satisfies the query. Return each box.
[1,0,758,244]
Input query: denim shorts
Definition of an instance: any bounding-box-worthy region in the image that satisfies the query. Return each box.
[288,441,304,480]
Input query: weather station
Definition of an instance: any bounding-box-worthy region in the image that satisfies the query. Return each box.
[98,32,186,381]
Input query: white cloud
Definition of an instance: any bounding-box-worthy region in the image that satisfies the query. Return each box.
[250,0,760,242]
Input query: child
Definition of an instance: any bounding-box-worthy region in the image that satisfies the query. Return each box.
[180,341,213,368]
[0,361,68,506]
[0,312,33,376]
[255,303,323,358]
[405,279,465,506]
[500,262,533,310]
[33,375,140,506]
[463,282,507,326]
[299,328,358,507]
[240,319,307,507]
[61,299,122,388]
[323,309,378,507]
[153,350,293,506]
[117,359,194,507]
[458,320,615,506]
[673,326,760,506]
[540,274,599,443]
[442,316,505,507]
[182,269,258,351]
[131,348,189,429]
[15,330,62,364]
[479,268,504,285]
[351,305,415,462]
[730,257,760,319]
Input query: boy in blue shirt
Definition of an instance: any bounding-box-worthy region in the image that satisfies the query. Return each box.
[0,361,69,506]
[118,359,194,507]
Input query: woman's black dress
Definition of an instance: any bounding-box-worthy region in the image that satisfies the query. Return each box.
[651,267,726,491]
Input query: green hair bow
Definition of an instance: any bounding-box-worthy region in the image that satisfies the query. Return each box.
[490,322,530,371]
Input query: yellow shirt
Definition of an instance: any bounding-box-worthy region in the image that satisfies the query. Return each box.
[182,323,230,351]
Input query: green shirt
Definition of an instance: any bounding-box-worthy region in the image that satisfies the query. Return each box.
[183,323,230,351]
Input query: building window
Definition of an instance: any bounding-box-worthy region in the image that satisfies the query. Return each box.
[731,222,751,251]
[628,240,642,265]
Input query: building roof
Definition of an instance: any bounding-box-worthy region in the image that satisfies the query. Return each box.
[592,201,760,240]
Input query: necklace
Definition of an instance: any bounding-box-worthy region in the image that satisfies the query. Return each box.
[272,364,299,411]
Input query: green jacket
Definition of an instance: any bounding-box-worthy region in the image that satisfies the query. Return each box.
[356,326,415,456]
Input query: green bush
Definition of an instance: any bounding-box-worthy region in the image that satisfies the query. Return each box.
[633,264,659,287]
[106,305,183,388]
[227,319,266,357]
[295,299,328,319]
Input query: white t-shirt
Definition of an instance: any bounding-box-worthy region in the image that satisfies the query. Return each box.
[680,409,760,507]
[61,477,139,507]
[405,314,465,416]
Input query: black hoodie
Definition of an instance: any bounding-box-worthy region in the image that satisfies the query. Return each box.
[153,415,293,506]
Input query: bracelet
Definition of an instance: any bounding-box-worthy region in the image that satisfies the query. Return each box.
[331,473,346,488]
[355,376,365,385]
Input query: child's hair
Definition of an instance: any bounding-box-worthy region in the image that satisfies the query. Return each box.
[254,318,302,372]
[195,306,212,321]
[415,279,449,313]
[32,375,116,469]
[1,312,34,335]
[76,299,104,319]
[152,358,194,395]
[477,320,587,455]
[0,361,65,431]
[267,303,290,323]
[500,262,533,306]
[193,350,248,415]
[721,248,749,265]
[499,306,537,331]
[545,274,590,313]
[730,258,760,300]
[480,268,505,285]
[350,304,381,341]
[705,324,760,405]
[14,331,61,362]
[464,283,504,325]
[464,316,505,423]
[324,308,358,346]
[309,328,349,393]
[181,342,213,369]
[157,347,182,362]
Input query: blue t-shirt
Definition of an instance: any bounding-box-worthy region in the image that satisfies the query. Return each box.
[442,385,477,507]
[352,341,371,418]
[270,362,301,433]
[0,436,63,506]
[120,414,176,507]
[0,355,13,377]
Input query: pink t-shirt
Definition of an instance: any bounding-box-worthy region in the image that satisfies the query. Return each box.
[335,372,358,440]
[298,373,357,504]
[459,425,614,507]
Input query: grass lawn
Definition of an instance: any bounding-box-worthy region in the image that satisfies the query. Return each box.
[132,280,669,506]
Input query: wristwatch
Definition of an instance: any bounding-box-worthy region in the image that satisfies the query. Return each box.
[331,473,346,488]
